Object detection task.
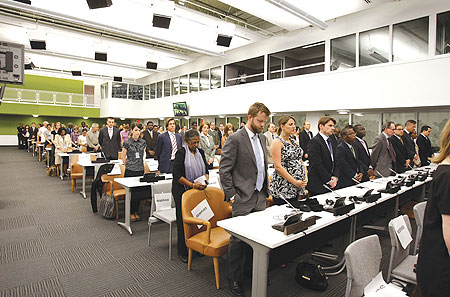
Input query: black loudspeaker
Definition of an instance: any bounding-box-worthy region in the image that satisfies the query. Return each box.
[146,62,157,70]
[216,34,232,47]
[86,0,112,9]
[25,62,35,70]
[95,52,107,61]
[71,71,82,76]
[30,40,46,50]
[152,14,171,29]
[113,76,122,82]
[13,0,31,4]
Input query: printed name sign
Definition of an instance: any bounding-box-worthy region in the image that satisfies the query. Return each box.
[391,216,413,249]
[191,199,214,229]
[155,193,171,211]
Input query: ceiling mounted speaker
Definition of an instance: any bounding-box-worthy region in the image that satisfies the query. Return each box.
[216,34,232,47]
[113,76,122,82]
[25,62,35,70]
[95,52,107,61]
[29,40,46,50]
[152,14,171,29]
[86,0,112,9]
[146,62,157,70]
[13,0,31,4]
[71,70,82,76]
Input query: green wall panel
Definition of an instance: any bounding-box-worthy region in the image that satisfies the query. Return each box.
[0,102,100,118]
[6,74,84,94]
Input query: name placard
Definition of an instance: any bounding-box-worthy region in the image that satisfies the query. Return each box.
[155,193,171,211]
[191,199,214,229]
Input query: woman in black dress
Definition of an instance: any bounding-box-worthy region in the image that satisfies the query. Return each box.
[417,119,450,297]
[172,129,209,263]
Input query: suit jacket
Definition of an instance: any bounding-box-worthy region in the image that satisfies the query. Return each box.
[155,132,183,173]
[29,126,38,140]
[352,137,371,181]
[336,141,361,189]
[401,131,416,162]
[199,133,216,162]
[306,134,338,195]
[142,129,159,157]
[417,134,432,166]
[208,129,220,147]
[390,135,408,173]
[219,127,269,203]
[264,131,275,164]
[98,127,121,159]
[371,133,393,177]
[299,130,313,158]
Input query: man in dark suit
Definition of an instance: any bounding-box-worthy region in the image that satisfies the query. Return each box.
[402,119,418,164]
[371,121,396,177]
[142,121,159,158]
[336,126,363,189]
[29,122,38,142]
[390,124,410,173]
[417,125,433,166]
[219,102,271,296]
[307,116,339,197]
[208,122,221,149]
[352,124,374,181]
[155,118,182,173]
[299,121,313,160]
[17,123,25,149]
[98,117,121,160]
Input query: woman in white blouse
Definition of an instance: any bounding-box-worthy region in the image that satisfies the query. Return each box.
[199,122,216,169]
[54,128,72,177]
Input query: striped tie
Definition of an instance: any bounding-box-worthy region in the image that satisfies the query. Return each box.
[170,133,177,160]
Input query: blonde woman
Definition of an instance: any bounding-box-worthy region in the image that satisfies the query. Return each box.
[270,115,308,206]
[417,119,450,297]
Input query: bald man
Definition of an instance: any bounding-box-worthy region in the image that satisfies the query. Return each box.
[299,121,313,159]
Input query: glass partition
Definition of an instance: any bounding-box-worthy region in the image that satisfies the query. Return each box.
[418,111,449,147]
[150,83,156,99]
[331,34,356,71]
[352,113,381,146]
[200,69,210,91]
[210,66,222,89]
[100,83,108,99]
[225,56,264,87]
[359,26,390,66]
[171,77,179,96]
[111,83,127,99]
[144,84,149,100]
[164,79,170,97]
[437,11,450,55]
[382,112,416,127]
[393,17,429,62]
[156,81,162,98]
[128,84,143,100]
[180,75,188,94]
[189,72,199,92]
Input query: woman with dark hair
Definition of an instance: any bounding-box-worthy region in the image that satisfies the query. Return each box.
[270,115,308,206]
[121,122,148,221]
[199,122,216,169]
[54,128,72,177]
[221,123,234,148]
[172,129,209,263]
[417,119,450,297]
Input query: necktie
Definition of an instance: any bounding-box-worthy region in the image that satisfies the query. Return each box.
[400,137,404,145]
[308,131,313,139]
[350,145,356,159]
[326,138,333,158]
[170,133,177,160]
[272,133,275,139]
[360,139,369,155]
[387,137,396,163]
[252,135,264,191]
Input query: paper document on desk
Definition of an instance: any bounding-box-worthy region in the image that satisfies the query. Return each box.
[194,175,207,185]
[364,272,407,297]
[145,160,158,171]
[391,216,413,249]
[108,163,121,175]
[192,199,214,229]
[155,193,172,211]
[208,176,220,189]
[78,153,91,165]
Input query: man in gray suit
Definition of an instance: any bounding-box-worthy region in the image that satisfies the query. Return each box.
[264,122,276,164]
[219,102,271,296]
[208,122,221,149]
[371,121,396,177]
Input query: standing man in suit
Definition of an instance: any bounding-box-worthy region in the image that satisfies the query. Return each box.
[218,123,225,149]
[390,124,410,173]
[417,125,433,166]
[402,120,418,165]
[336,126,363,189]
[371,121,396,177]
[264,122,276,164]
[299,121,313,160]
[208,122,221,150]
[17,123,25,149]
[29,122,38,142]
[352,124,374,181]
[307,116,338,197]
[155,118,182,173]
[98,117,121,160]
[142,121,159,159]
[220,102,271,296]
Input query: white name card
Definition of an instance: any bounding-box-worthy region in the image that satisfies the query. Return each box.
[108,163,121,175]
[391,216,413,249]
[78,153,91,164]
[208,176,220,189]
[194,175,207,185]
[191,199,214,229]
[364,272,407,297]
[146,160,159,171]
[155,193,172,211]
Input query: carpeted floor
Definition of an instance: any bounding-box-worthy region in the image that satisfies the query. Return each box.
[0,147,418,297]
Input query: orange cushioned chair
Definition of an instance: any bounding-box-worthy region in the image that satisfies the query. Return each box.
[104,164,126,220]
[181,187,232,289]
[70,155,83,192]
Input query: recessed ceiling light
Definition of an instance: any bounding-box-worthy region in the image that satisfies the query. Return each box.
[83,117,89,119]
[337,110,350,114]
[32,114,39,117]
[120,117,126,120]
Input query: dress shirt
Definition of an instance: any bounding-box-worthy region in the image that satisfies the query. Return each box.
[244,126,265,179]
[169,132,177,160]
[108,127,113,139]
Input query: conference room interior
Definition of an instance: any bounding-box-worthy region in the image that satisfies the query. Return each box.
[1,0,449,296]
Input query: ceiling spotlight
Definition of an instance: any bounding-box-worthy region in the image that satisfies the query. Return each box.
[120,117,126,120]
[354,113,364,117]
[32,114,39,117]
[337,110,350,115]
[83,117,89,119]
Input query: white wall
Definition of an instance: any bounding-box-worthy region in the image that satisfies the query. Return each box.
[0,135,18,146]
[101,54,450,119]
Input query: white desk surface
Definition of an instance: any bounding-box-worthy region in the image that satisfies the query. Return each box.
[115,175,173,188]
[218,165,435,250]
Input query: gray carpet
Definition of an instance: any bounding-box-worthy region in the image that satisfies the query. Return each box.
[0,147,417,296]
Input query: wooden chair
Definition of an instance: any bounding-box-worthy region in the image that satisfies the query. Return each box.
[70,155,83,192]
[182,187,232,289]
[104,164,126,220]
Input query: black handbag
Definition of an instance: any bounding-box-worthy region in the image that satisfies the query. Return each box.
[295,261,328,291]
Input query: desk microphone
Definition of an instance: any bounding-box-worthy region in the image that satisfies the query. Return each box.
[323,184,345,199]
[351,178,371,190]
[408,164,414,171]
[279,196,300,211]
[352,177,361,184]
[389,168,400,176]
[375,169,387,179]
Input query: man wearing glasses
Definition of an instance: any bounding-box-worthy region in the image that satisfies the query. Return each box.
[390,124,410,173]
[371,121,396,177]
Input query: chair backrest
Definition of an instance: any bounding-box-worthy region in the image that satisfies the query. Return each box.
[70,155,82,174]
[344,234,382,297]
[182,187,231,240]
[150,181,173,216]
[413,202,427,254]
[388,215,412,268]
[80,146,87,152]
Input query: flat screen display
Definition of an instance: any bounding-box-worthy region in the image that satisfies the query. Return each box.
[173,101,188,116]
